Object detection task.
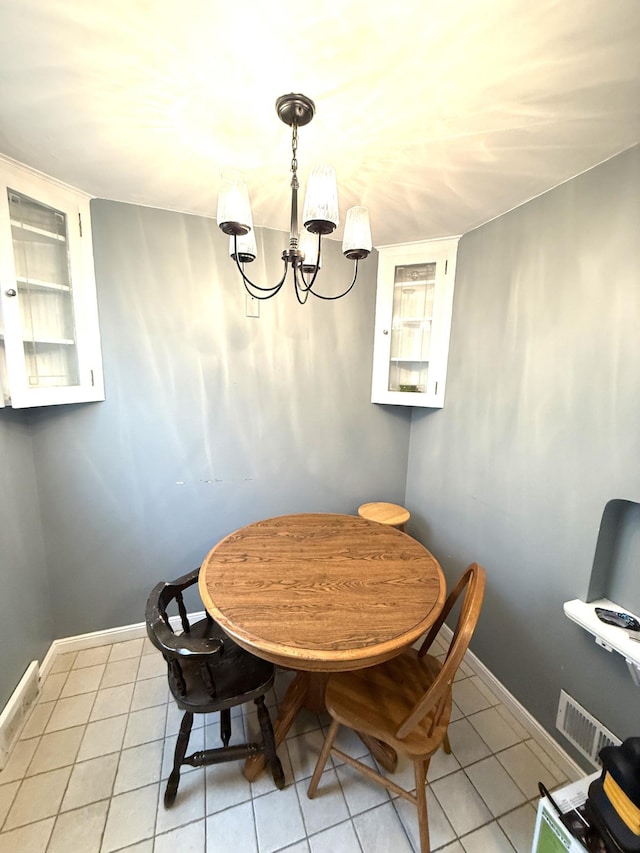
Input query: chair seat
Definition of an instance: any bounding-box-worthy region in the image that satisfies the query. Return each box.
[357,502,410,529]
[168,618,276,713]
[325,647,451,759]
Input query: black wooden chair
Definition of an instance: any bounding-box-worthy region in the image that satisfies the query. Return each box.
[145,567,285,807]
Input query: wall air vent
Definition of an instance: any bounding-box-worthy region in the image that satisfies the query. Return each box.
[556,690,621,767]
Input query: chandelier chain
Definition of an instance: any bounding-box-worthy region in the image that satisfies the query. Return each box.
[291,123,298,180]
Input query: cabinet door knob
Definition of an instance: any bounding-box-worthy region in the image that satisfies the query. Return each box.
[383,329,389,335]
[5,288,17,297]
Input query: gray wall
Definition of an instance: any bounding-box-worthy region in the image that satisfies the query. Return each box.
[0,408,52,707]
[27,202,411,637]
[405,144,640,763]
[3,146,638,762]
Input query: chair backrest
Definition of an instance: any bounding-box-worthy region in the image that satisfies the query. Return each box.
[395,562,486,740]
[146,567,225,698]
[146,567,222,657]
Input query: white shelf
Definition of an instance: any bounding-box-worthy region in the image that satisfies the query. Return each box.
[564,598,640,685]
[17,276,71,293]
[23,336,75,346]
[1,332,74,346]
[10,218,66,244]
[394,280,433,288]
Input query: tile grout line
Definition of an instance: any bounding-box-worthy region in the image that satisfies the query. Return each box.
[286,757,309,852]
[45,642,143,853]
[1,649,95,845]
[1,637,559,853]
[13,660,82,846]
[103,644,155,853]
[41,642,153,851]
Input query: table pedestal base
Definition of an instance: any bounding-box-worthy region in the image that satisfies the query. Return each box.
[243,670,398,782]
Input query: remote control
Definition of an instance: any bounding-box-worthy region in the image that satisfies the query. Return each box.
[595,607,640,632]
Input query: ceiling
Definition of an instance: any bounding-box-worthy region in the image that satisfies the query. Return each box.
[0,0,639,248]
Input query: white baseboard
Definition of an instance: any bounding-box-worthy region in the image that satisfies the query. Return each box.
[439,624,584,782]
[0,661,39,770]
[4,613,582,783]
[38,612,207,682]
[2,611,206,764]
[39,621,148,682]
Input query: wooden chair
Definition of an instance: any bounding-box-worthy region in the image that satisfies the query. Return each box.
[307,562,486,853]
[146,568,285,807]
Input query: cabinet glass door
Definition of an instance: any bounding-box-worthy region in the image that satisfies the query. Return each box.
[8,189,80,389]
[388,261,435,395]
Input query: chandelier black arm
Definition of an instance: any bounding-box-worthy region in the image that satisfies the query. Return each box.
[293,259,327,303]
[305,259,360,301]
[295,263,320,293]
[241,270,286,300]
[293,273,311,305]
[232,241,288,300]
[300,232,322,290]
[292,259,321,304]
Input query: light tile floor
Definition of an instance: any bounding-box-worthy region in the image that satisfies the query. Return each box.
[0,633,572,852]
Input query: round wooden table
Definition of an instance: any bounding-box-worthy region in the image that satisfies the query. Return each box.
[199,512,445,779]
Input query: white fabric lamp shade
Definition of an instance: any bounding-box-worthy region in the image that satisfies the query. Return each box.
[299,228,322,271]
[229,230,257,263]
[217,169,253,236]
[302,165,339,234]
[342,206,372,259]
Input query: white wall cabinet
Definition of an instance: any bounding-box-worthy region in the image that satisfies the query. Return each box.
[371,238,458,408]
[0,156,104,408]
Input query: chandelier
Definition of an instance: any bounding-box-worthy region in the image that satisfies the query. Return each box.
[216,93,372,304]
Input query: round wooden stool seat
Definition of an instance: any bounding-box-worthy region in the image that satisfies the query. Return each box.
[357,502,410,530]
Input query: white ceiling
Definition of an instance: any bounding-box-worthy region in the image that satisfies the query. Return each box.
[0,0,638,248]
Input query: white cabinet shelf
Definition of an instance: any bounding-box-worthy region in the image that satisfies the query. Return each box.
[11,219,66,244]
[0,155,104,408]
[25,337,76,346]
[564,598,640,685]
[371,238,458,408]
[16,276,71,293]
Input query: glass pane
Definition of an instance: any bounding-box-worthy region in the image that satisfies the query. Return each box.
[8,189,80,388]
[388,262,435,393]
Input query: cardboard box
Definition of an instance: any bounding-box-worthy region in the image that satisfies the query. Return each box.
[531,774,600,853]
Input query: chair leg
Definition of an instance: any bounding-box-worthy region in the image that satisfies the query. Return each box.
[307,718,340,799]
[414,758,430,853]
[255,695,285,790]
[220,708,231,747]
[442,732,451,754]
[165,711,193,808]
